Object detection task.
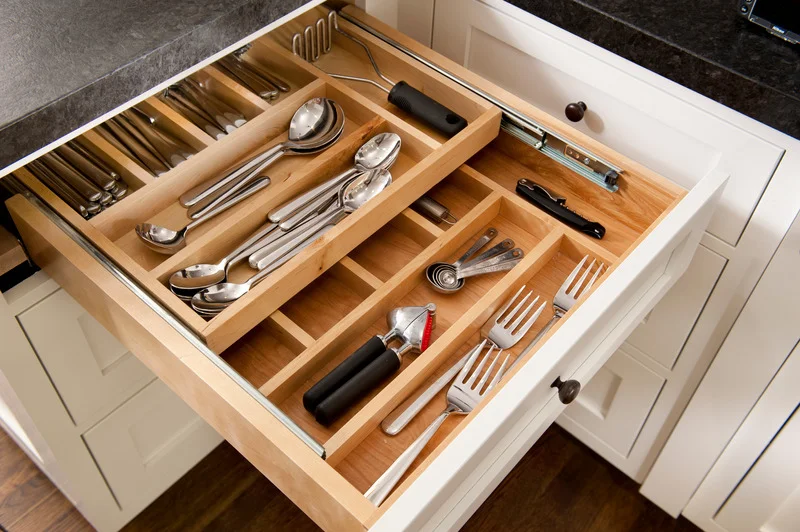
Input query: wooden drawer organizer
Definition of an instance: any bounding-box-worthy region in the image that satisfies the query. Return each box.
[6,6,689,530]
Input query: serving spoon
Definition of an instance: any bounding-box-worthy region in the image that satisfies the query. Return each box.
[269,132,401,229]
[180,98,329,209]
[135,176,271,254]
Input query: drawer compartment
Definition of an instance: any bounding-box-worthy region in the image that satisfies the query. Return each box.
[2,5,728,531]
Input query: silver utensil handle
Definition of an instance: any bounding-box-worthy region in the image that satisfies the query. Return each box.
[268,167,357,223]
[248,224,334,287]
[188,148,284,219]
[458,248,523,276]
[381,344,480,436]
[251,208,345,270]
[457,260,521,279]
[185,177,270,234]
[459,239,514,270]
[367,406,458,506]
[452,228,497,268]
[223,221,279,268]
[279,187,338,231]
[181,144,282,207]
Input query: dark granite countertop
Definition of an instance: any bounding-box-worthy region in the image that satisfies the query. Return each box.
[506,0,800,139]
[0,0,312,170]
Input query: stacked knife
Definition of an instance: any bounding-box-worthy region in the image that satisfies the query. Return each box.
[158,77,248,140]
[25,140,131,219]
[94,106,197,177]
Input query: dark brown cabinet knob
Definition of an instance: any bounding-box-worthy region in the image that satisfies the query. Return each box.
[565,101,587,122]
[552,377,581,404]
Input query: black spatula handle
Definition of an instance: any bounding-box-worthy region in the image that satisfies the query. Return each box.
[388,81,468,138]
[314,349,401,426]
[303,335,386,413]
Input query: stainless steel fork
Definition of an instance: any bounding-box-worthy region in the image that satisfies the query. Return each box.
[380,286,545,435]
[365,344,510,506]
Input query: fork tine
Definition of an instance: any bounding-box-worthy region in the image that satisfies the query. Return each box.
[496,286,526,326]
[562,255,588,295]
[515,298,547,338]
[486,354,511,393]
[476,350,501,392]
[458,339,486,382]
[508,293,537,333]
[568,258,596,297]
[466,345,494,387]
[584,262,604,293]
[500,290,531,328]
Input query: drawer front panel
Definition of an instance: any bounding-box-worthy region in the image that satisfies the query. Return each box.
[83,378,222,512]
[626,244,726,370]
[432,0,784,247]
[18,288,155,429]
[558,347,665,456]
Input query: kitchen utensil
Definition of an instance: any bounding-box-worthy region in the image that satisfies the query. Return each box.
[303,304,436,414]
[515,255,604,357]
[122,107,195,166]
[181,98,342,218]
[516,179,606,239]
[424,227,497,282]
[217,55,280,100]
[181,78,246,130]
[39,152,104,202]
[27,161,100,218]
[233,44,291,92]
[53,144,116,191]
[158,90,226,139]
[268,131,401,226]
[168,220,281,292]
[103,119,170,176]
[307,304,436,426]
[412,195,457,225]
[135,176,271,254]
[68,140,121,181]
[366,343,509,505]
[248,169,391,270]
[292,11,468,137]
[189,224,334,315]
[381,285,545,435]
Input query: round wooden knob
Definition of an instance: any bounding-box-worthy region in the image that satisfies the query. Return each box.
[552,377,581,404]
[565,101,587,122]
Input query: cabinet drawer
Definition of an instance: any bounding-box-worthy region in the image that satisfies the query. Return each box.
[18,288,154,429]
[558,347,665,457]
[432,0,783,247]
[1,5,726,531]
[83,378,222,513]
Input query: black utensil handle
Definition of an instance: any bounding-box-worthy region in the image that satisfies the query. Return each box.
[388,81,468,137]
[314,349,401,426]
[516,181,606,239]
[302,335,386,413]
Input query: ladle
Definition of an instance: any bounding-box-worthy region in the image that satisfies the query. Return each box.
[271,132,401,230]
[248,168,392,270]
[135,176,271,254]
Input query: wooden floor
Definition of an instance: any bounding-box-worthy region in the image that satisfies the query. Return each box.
[0,425,700,531]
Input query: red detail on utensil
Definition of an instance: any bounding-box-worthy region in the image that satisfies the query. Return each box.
[420,313,434,352]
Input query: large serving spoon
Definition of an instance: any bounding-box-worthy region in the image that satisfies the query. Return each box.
[191,223,336,315]
[180,98,329,209]
[269,132,401,229]
[135,176,271,254]
[249,169,392,270]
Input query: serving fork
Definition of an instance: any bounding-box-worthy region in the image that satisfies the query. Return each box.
[365,343,509,506]
[381,286,545,435]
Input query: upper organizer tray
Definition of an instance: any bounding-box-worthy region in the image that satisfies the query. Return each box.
[11,6,501,353]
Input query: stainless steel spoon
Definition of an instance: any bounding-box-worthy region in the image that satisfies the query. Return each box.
[179,97,330,210]
[268,132,401,228]
[249,169,392,270]
[186,99,345,219]
[135,176,271,254]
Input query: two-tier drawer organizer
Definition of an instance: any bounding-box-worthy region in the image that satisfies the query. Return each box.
[1,5,727,531]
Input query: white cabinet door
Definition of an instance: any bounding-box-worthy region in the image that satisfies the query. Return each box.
[682,341,800,532]
[18,289,155,430]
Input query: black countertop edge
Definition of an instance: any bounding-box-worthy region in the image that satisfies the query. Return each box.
[504,0,800,140]
[0,0,314,171]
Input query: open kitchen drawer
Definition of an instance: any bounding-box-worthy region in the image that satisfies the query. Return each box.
[1,5,727,531]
